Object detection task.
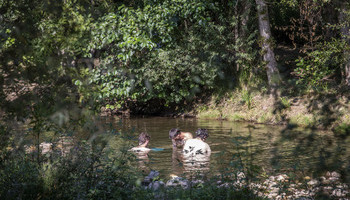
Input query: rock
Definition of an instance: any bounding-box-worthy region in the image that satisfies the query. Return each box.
[218,182,232,188]
[322,186,333,193]
[294,197,312,200]
[328,176,340,183]
[148,181,165,190]
[40,142,53,154]
[166,176,189,189]
[143,170,160,185]
[319,176,327,184]
[336,183,349,189]
[236,171,245,180]
[331,188,346,197]
[24,145,36,154]
[267,193,278,199]
[269,187,280,194]
[307,179,319,186]
[268,181,278,188]
[191,179,204,187]
[330,171,341,178]
[276,174,286,182]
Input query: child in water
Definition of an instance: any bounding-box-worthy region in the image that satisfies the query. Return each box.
[131,132,151,153]
[169,128,193,148]
[183,128,211,156]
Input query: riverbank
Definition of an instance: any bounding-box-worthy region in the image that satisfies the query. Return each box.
[141,170,349,200]
[193,89,350,135]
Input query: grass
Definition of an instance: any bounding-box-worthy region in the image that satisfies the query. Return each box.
[195,89,350,131]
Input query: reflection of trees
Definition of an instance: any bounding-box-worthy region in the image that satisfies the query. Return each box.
[171,148,184,176]
[212,123,349,185]
[171,147,211,178]
[271,125,350,183]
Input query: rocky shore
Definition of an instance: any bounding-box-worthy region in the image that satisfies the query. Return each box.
[142,170,349,200]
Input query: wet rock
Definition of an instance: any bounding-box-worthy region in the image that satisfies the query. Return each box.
[143,170,160,185]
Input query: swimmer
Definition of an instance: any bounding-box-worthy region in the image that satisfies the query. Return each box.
[130,132,151,153]
[169,128,193,148]
[183,128,211,156]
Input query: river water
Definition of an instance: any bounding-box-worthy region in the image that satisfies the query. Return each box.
[105,117,350,182]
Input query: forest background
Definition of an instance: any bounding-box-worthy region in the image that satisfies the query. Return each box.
[1,0,350,199]
[1,0,350,132]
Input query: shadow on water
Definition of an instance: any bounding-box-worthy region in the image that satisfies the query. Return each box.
[276,124,350,183]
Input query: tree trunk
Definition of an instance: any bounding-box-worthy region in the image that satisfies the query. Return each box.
[339,2,350,86]
[234,1,240,72]
[255,0,281,95]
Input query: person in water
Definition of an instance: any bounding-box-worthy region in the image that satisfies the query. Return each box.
[183,128,211,156]
[131,132,151,153]
[169,128,193,148]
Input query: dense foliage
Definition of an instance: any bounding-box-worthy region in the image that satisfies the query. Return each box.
[1,0,348,115]
[1,0,350,198]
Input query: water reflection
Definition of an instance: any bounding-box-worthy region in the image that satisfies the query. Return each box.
[172,148,184,176]
[183,152,211,175]
[132,150,151,174]
[171,147,211,178]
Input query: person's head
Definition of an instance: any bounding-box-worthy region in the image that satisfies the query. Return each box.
[138,132,151,146]
[195,128,209,141]
[169,128,181,139]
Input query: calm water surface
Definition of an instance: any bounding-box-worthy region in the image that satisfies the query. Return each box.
[105,117,349,181]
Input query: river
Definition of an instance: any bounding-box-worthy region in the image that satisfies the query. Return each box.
[103,117,350,182]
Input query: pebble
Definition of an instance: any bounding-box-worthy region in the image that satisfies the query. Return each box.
[307,179,319,186]
[332,188,346,197]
